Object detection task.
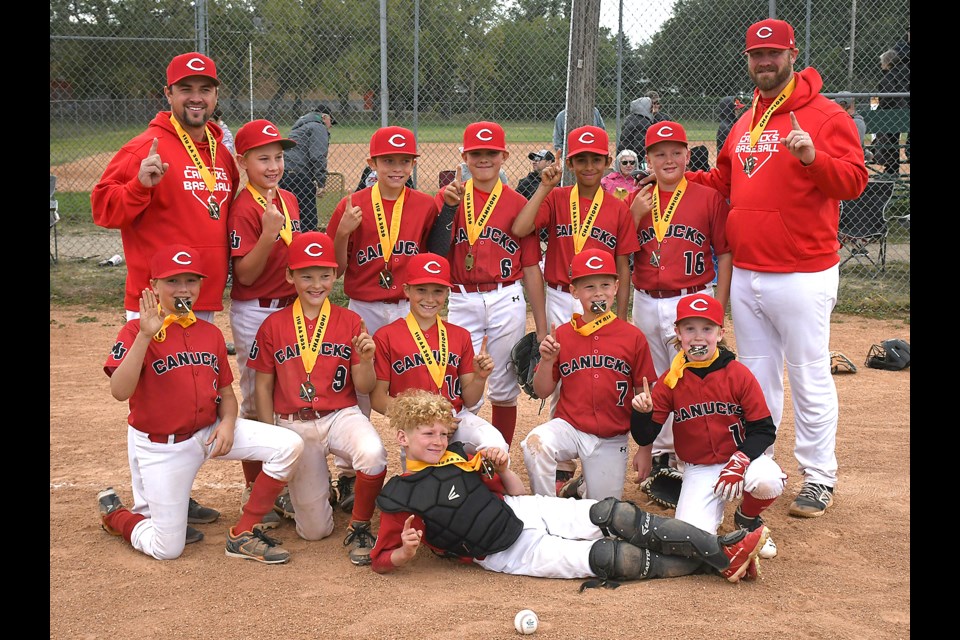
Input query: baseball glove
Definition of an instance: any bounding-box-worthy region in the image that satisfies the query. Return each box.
[509,331,542,400]
[643,466,683,510]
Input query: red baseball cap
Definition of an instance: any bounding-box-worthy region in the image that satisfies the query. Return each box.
[462,121,507,152]
[166,52,219,87]
[744,18,797,52]
[150,244,207,278]
[234,119,296,156]
[405,253,452,287]
[369,126,419,158]
[675,293,724,326]
[645,121,689,149]
[570,248,617,280]
[566,125,609,158]
[287,232,339,270]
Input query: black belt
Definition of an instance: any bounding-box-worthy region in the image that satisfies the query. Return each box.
[277,408,336,422]
[258,295,297,309]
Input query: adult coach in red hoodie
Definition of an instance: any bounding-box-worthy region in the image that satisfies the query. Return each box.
[92,52,240,321]
[685,18,867,520]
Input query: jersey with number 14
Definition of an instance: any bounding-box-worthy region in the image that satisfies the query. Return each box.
[373,318,476,412]
[549,317,655,438]
[247,303,363,415]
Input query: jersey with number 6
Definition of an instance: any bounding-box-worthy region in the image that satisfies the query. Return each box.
[547,317,656,437]
[373,318,476,412]
[247,303,363,415]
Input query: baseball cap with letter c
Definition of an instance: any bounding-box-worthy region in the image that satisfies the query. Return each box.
[462,121,507,152]
[566,125,610,159]
[151,244,208,279]
[369,126,419,158]
[744,18,796,52]
[675,293,724,326]
[570,248,617,280]
[645,121,689,150]
[288,232,339,270]
[234,119,297,156]
[405,253,452,287]
[166,52,220,86]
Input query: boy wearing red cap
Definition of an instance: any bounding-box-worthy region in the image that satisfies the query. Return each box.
[630,293,786,564]
[92,52,240,321]
[430,121,548,446]
[98,244,304,564]
[247,232,387,565]
[325,126,446,507]
[520,248,655,501]
[370,253,509,461]
[512,125,640,493]
[685,18,867,519]
[227,118,301,527]
[624,120,731,479]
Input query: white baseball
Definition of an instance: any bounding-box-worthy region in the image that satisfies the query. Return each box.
[514,609,538,635]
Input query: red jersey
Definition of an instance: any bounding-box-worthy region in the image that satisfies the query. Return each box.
[373,318,476,412]
[432,186,541,285]
[228,187,301,301]
[549,317,655,437]
[625,181,730,291]
[247,303,363,414]
[326,187,439,302]
[369,470,507,573]
[104,319,233,437]
[686,68,868,273]
[651,353,771,465]
[92,112,240,312]
[535,185,640,286]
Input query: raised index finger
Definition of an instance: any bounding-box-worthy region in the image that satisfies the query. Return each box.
[549,322,556,337]
[149,137,159,156]
[359,320,367,335]
[265,188,274,204]
[642,376,650,396]
[347,191,353,211]
[404,514,415,529]
[790,111,802,130]
[455,164,463,184]
[479,335,489,353]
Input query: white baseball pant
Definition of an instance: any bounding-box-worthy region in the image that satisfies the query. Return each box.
[521,418,629,500]
[543,286,583,476]
[229,298,284,419]
[276,406,387,541]
[125,419,303,560]
[729,266,839,487]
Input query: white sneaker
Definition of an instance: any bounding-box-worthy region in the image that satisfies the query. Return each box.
[758,534,778,559]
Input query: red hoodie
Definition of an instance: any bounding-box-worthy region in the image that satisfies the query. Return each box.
[92,112,240,312]
[687,68,867,272]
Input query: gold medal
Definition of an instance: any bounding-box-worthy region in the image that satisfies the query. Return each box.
[465,252,475,271]
[173,297,192,315]
[207,196,220,220]
[590,300,607,314]
[743,156,756,176]
[299,380,316,402]
[379,269,394,289]
[649,250,661,267]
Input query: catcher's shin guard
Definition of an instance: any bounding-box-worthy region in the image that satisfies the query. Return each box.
[587,539,705,582]
[589,497,740,571]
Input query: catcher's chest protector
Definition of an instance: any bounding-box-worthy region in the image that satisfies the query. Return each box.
[377,462,523,558]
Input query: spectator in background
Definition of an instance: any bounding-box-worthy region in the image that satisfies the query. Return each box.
[600,149,641,198]
[213,106,236,154]
[617,97,656,163]
[834,92,870,161]
[280,104,336,231]
[645,91,671,122]
[553,107,605,158]
[516,149,555,200]
[875,49,909,175]
[716,94,748,154]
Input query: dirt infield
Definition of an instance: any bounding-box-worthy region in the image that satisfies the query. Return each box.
[50,304,909,639]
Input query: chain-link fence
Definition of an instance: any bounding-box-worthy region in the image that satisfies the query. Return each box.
[50,0,909,311]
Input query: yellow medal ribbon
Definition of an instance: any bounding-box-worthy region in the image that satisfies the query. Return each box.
[747,76,797,149]
[663,348,720,389]
[371,183,406,272]
[293,297,331,375]
[246,184,293,245]
[569,184,604,255]
[406,449,486,473]
[405,313,448,391]
[463,178,503,251]
[570,310,616,336]
[650,178,687,243]
[169,114,218,201]
[152,304,197,343]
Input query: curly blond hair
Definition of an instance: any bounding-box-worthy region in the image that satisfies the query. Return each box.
[388,389,457,435]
